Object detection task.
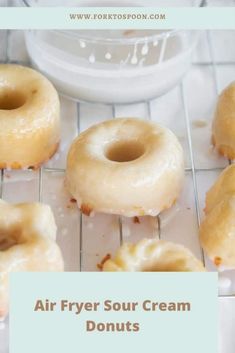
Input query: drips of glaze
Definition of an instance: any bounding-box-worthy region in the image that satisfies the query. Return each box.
[141,40,149,56]
[80,40,86,48]
[88,53,96,63]
[105,52,112,60]
[131,42,138,65]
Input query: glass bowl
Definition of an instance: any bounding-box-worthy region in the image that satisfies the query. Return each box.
[22,0,201,103]
[24,29,199,103]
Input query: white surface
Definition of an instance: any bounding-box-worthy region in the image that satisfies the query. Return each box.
[0,0,234,7]
[12,0,203,7]
[219,298,235,353]
[0,29,235,352]
[9,0,235,7]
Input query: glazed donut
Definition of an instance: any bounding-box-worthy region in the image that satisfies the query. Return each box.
[205,164,235,214]
[212,82,235,159]
[0,64,60,169]
[0,199,64,318]
[103,239,205,272]
[200,164,235,268]
[66,118,184,217]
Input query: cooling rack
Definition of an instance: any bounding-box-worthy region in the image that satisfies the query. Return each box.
[0,29,235,312]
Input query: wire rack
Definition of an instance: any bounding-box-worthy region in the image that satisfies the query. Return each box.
[0,27,235,303]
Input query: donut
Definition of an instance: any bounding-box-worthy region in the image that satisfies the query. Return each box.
[66,118,184,217]
[212,82,235,159]
[103,239,205,272]
[205,164,235,214]
[200,193,235,268]
[200,164,235,268]
[0,199,64,318]
[0,64,60,169]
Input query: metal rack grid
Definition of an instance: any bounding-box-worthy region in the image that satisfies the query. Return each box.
[0,28,235,300]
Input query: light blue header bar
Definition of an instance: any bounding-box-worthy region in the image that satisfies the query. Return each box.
[0,7,234,29]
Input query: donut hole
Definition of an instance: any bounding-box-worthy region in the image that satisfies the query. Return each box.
[0,88,26,110]
[0,227,23,251]
[105,140,145,162]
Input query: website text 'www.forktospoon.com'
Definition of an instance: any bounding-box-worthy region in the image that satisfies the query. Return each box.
[69,12,166,21]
